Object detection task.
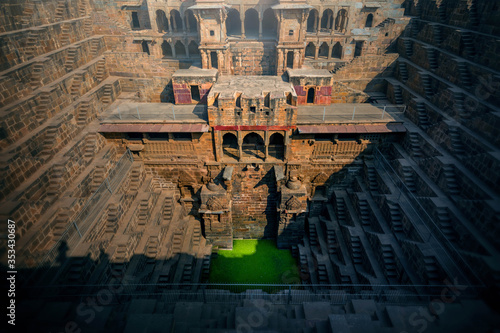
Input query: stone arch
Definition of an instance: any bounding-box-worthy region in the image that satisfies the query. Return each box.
[307,87,315,104]
[156,10,169,33]
[307,9,319,32]
[286,50,294,68]
[318,42,329,58]
[305,42,315,58]
[226,8,241,36]
[365,13,374,28]
[175,40,186,57]
[222,133,238,159]
[242,132,265,159]
[170,9,182,32]
[185,9,197,32]
[332,42,342,59]
[262,8,278,37]
[188,40,199,57]
[161,40,173,57]
[269,132,284,160]
[244,8,259,37]
[321,9,334,30]
[335,9,348,32]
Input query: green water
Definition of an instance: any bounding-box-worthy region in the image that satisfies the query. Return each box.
[208,239,300,284]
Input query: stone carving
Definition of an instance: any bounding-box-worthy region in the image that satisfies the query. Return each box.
[312,172,329,184]
[206,196,226,211]
[285,195,301,211]
[286,176,301,190]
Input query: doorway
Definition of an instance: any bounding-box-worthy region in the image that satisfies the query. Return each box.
[307,87,315,104]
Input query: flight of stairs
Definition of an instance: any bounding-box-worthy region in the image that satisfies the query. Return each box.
[402,166,416,193]
[381,244,397,280]
[408,132,423,158]
[350,235,362,264]
[388,203,403,233]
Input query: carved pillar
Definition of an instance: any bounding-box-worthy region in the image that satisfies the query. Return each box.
[169,11,174,32]
[328,13,332,30]
[185,42,190,58]
[182,15,186,33]
[328,44,332,59]
[314,44,319,60]
[208,51,212,69]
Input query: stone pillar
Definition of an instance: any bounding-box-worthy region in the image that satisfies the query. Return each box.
[185,13,190,32]
[237,131,243,161]
[264,131,269,161]
[169,15,174,33]
[328,13,332,30]
[182,16,186,33]
[293,49,299,68]
[217,50,224,71]
[328,44,332,59]
[314,44,319,60]
[277,49,284,74]
[185,43,190,58]
[201,50,208,68]
[316,11,320,35]
[208,51,212,68]
[171,42,176,57]
[259,10,263,38]
[241,8,246,38]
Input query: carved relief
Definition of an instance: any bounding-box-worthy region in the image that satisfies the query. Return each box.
[285,195,302,211]
[206,196,226,211]
[312,172,329,184]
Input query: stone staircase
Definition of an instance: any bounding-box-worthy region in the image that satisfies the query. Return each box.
[456,60,472,87]
[145,236,159,264]
[358,199,371,226]
[70,73,83,96]
[76,101,90,125]
[61,23,71,46]
[162,196,174,223]
[24,30,37,60]
[403,38,413,57]
[102,84,113,104]
[172,229,184,254]
[47,164,65,196]
[402,166,416,192]
[54,0,66,21]
[442,165,459,195]
[106,204,119,233]
[459,31,476,57]
[426,47,438,70]
[431,24,442,44]
[381,244,397,280]
[416,101,430,128]
[448,127,465,155]
[350,235,362,264]
[96,59,106,81]
[420,72,433,97]
[90,165,105,192]
[366,164,378,191]
[398,61,408,82]
[30,62,44,89]
[39,127,58,159]
[388,203,403,233]
[393,85,403,104]
[408,132,423,158]
[436,207,457,242]
[335,196,346,223]
[36,91,51,122]
[64,47,78,71]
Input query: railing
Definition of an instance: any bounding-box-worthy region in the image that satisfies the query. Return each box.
[20,282,482,305]
[297,104,406,124]
[373,147,484,285]
[21,150,134,282]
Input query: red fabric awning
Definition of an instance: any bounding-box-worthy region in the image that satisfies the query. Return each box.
[297,123,406,134]
[99,123,210,133]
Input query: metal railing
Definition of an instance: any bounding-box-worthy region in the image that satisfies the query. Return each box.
[20,282,482,305]
[22,150,134,282]
[373,147,484,285]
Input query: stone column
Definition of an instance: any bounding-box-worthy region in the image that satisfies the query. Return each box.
[293,49,299,69]
[277,49,283,74]
[328,13,332,30]
[314,44,319,60]
[185,13,190,32]
[185,43,190,58]
[316,11,320,35]
[217,50,223,71]
[169,12,174,33]
[182,16,186,34]
[237,131,243,161]
[208,51,212,68]
[264,131,269,161]
[241,7,246,38]
[328,44,332,59]
[171,42,176,58]
[259,10,263,38]
[201,50,208,68]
